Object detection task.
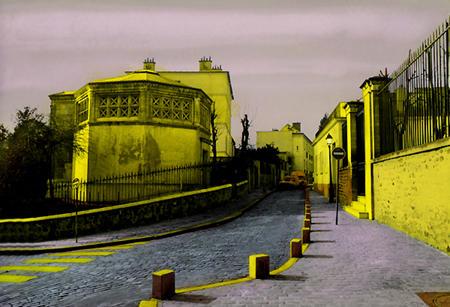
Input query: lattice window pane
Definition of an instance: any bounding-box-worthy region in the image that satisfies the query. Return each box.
[152,97,160,106]
[99,108,107,118]
[110,97,118,106]
[162,109,170,119]
[131,96,139,105]
[100,97,107,106]
[173,99,181,109]
[120,107,128,117]
[152,109,160,118]
[173,110,180,120]
[182,112,190,120]
[163,98,171,108]
[120,96,128,105]
[182,100,191,110]
[110,108,118,117]
[131,107,139,116]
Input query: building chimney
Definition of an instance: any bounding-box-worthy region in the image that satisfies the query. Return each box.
[143,58,156,70]
[199,56,212,71]
[293,122,301,132]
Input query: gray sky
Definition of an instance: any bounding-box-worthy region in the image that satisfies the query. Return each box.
[1,0,449,143]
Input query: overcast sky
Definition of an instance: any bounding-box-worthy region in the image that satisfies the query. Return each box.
[1,0,449,144]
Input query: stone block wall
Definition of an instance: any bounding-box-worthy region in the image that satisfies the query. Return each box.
[372,138,450,255]
[338,166,350,205]
[0,181,249,243]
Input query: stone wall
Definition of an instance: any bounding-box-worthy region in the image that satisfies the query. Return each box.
[0,181,249,243]
[338,166,350,206]
[372,137,450,255]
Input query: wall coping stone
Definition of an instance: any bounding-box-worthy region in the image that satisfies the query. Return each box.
[0,182,245,224]
[373,137,450,164]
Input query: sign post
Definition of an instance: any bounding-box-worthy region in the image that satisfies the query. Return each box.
[72,178,80,243]
[331,148,346,225]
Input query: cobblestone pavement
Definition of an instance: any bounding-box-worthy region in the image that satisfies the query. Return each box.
[0,189,305,307]
[0,189,271,250]
[160,191,450,307]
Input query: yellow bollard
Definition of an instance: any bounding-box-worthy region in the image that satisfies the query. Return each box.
[152,270,175,300]
[249,254,270,279]
[290,238,303,257]
[302,227,310,243]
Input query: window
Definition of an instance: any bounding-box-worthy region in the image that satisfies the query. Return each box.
[98,95,139,118]
[151,95,192,122]
[200,104,210,129]
[76,98,89,123]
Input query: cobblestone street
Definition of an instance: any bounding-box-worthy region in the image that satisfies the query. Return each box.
[160,191,450,307]
[0,190,304,307]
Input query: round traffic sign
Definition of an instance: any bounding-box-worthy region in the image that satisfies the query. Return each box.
[72,178,80,188]
[332,147,346,160]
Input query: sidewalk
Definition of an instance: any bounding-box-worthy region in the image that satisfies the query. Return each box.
[0,189,272,254]
[158,190,450,307]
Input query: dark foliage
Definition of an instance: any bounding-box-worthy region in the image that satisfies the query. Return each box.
[0,107,83,217]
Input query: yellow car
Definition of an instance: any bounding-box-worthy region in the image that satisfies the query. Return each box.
[279,175,300,190]
[291,171,308,189]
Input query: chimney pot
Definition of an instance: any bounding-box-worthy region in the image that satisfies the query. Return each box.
[143,58,156,71]
[199,56,212,71]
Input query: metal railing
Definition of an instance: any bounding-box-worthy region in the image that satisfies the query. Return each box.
[378,17,450,156]
[47,161,239,206]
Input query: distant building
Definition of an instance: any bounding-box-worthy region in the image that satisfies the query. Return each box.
[256,122,313,182]
[158,57,235,158]
[50,60,214,181]
[311,102,347,201]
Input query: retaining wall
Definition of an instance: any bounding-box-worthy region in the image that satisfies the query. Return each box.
[0,181,249,243]
[372,138,450,255]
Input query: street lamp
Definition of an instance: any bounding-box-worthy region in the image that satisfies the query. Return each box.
[326,134,333,203]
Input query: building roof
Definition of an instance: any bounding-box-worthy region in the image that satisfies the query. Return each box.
[89,69,195,89]
[280,124,300,133]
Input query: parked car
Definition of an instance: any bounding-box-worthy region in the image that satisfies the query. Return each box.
[291,171,308,189]
[278,175,300,190]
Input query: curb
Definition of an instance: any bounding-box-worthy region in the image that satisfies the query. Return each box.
[139,188,311,306]
[0,190,275,255]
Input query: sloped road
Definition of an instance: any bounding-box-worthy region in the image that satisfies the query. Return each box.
[0,189,305,307]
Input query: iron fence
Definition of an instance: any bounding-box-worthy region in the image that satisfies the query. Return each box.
[47,161,239,206]
[378,17,450,156]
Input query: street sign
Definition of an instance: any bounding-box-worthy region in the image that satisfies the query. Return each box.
[72,178,80,189]
[332,147,346,160]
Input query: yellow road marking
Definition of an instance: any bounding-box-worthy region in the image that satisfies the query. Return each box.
[84,245,135,250]
[0,274,38,283]
[124,241,152,245]
[0,265,69,273]
[173,243,309,295]
[22,258,95,264]
[139,298,160,307]
[45,251,116,257]
[270,243,309,275]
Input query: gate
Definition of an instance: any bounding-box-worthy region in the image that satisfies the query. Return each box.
[356,110,365,196]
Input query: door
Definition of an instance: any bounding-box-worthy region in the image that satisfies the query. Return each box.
[356,110,365,196]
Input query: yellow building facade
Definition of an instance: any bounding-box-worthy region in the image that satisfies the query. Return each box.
[158,57,235,158]
[256,123,313,182]
[353,76,449,255]
[312,103,346,200]
[50,61,213,181]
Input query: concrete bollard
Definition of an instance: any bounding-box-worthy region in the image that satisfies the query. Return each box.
[305,212,311,220]
[290,238,303,257]
[303,218,311,228]
[302,227,310,243]
[152,269,175,300]
[249,254,270,279]
[306,208,311,214]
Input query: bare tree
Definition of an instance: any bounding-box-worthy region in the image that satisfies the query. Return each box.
[241,114,250,154]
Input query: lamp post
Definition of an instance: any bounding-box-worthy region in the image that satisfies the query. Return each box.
[326,134,333,203]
